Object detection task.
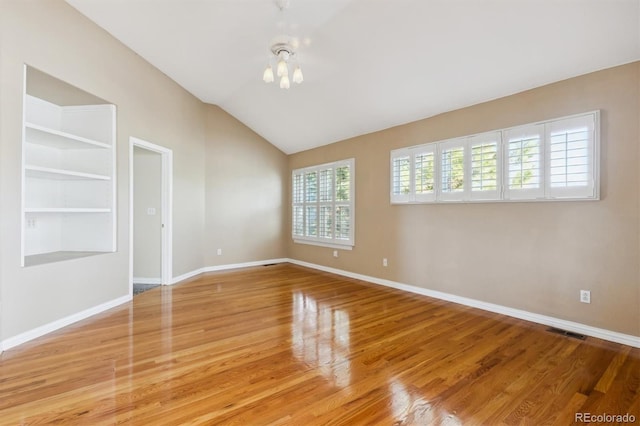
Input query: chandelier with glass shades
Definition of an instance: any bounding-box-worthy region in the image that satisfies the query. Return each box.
[262,41,303,89]
[262,0,303,89]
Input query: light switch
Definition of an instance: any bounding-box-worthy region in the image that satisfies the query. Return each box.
[147,207,156,215]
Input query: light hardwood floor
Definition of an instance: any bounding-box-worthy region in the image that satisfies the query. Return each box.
[1,263,638,425]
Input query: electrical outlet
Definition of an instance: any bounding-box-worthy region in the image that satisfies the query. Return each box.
[382,258,388,267]
[580,290,591,304]
[333,250,338,258]
[217,248,222,256]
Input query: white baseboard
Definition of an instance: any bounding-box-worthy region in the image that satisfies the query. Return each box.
[1,294,131,351]
[202,258,289,273]
[288,259,640,348]
[133,277,161,285]
[171,258,289,285]
[6,257,636,352]
[170,267,206,285]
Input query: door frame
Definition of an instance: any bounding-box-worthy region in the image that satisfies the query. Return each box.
[129,137,173,293]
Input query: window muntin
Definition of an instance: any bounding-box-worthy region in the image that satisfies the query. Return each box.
[293,159,355,247]
[390,111,598,204]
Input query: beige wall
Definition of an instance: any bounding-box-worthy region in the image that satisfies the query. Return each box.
[288,62,640,337]
[0,0,207,340]
[204,106,288,265]
[133,147,162,280]
[0,0,288,344]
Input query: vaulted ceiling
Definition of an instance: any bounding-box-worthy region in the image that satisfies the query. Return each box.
[66,0,640,154]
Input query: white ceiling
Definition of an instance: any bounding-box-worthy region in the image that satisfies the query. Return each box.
[66,0,640,154]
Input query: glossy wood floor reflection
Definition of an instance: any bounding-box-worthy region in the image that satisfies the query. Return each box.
[1,264,638,425]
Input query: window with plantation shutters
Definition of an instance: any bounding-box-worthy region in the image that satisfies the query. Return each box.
[292,173,304,237]
[390,146,437,203]
[391,154,411,203]
[439,139,466,201]
[470,131,501,200]
[292,159,355,248]
[503,124,544,200]
[545,114,596,199]
[414,146,436,202]
[390,111,599,204]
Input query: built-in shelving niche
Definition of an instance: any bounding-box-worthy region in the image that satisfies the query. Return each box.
[22,66,116,267]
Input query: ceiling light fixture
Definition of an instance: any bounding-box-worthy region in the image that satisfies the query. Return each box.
[263,42,302,89]
[262,1,303,89]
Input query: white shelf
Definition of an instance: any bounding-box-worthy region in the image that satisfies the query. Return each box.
[25,122,110,149]
[24,251,105,267]
[22,86,116,267]
[25,208,111,213]
[25,165,111,181]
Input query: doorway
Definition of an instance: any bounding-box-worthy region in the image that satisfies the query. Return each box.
[129,137,173,296]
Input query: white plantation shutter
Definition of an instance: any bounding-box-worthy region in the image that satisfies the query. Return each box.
[318,169,333,238]
[335,205,351,240]
[469,131,501,201]
[292,173,304,236]
[439,138,466,201]
[414,146,437,202]
[292,159,355,248]
[503,124,545,200]
[390,150,412,203]
[334,163,353,242]
[390,147,437,203]
[545,113,597,199]
[304,171,318,236]
[389,112,598,204]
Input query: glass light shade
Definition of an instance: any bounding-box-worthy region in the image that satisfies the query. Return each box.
[262,65,274,83]
[280,75,290,89]
[277,59,288,77]
[292,66,303,84]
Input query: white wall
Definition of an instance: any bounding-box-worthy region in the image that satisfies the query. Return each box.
[133,147,162,281]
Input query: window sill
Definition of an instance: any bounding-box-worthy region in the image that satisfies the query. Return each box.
[294,239,353,250]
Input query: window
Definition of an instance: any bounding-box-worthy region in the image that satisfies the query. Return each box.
[439,139,466,201]
[503,124,544,199]
[414,146,436,202]
[293,159,355,248]
[546,115,596,199]
[390,111,599,204]
[391,155,411,200]
[470,132,501,200]
[390,146,437,203]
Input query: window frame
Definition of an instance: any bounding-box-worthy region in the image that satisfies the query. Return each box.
[390,111,599,204]
[292,158,355,249]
